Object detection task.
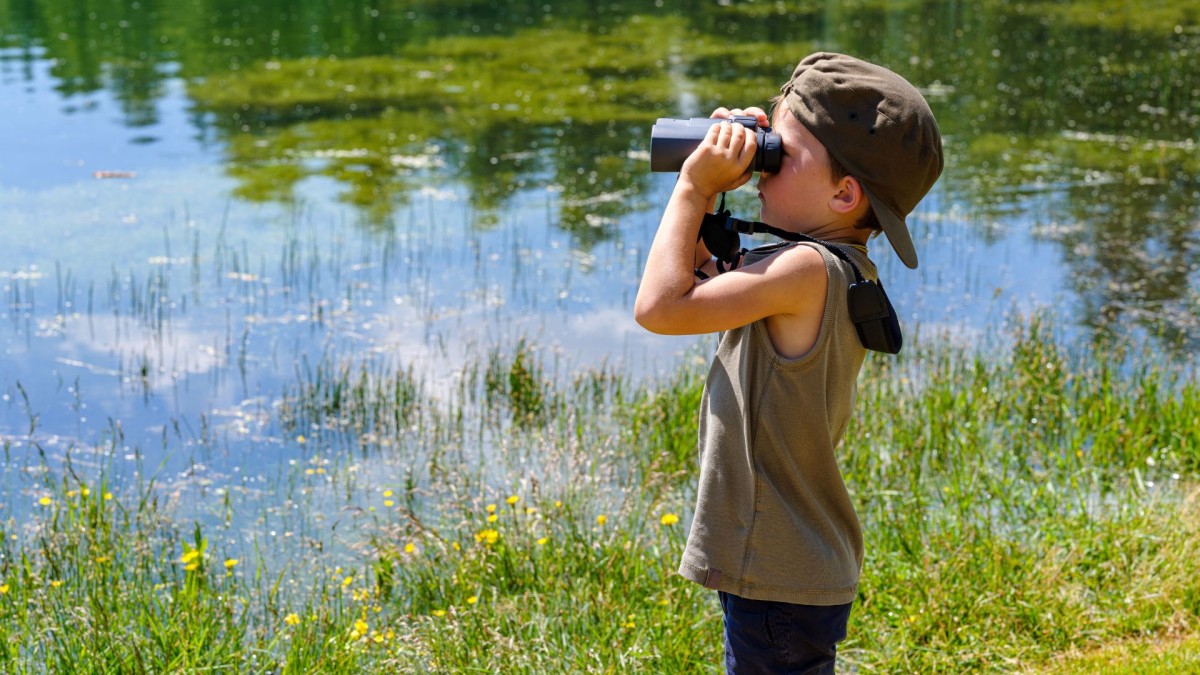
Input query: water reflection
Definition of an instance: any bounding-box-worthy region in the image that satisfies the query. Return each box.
[2,0,1198,578]
[185,17,754,235]
[2,0,1198,345]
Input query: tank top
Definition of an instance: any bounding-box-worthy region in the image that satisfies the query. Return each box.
[677,241,872,605]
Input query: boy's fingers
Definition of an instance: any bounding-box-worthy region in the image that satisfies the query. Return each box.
[717,120,737,147]
[743,106,769,125]
[733,124,754,160]
[740,125,757,158]
[706,121,724,146]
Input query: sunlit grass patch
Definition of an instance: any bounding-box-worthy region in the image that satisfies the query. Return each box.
[0,478,265,671]
[1028,632,1200,674]
[374,493,715,672]
[840,316,1200,671]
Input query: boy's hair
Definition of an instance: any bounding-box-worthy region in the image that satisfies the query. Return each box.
[777,52,943,268]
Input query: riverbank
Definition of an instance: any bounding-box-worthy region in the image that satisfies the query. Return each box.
[2,317,1197,672]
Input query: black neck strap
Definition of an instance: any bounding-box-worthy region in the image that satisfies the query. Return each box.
[700,197,867,284]
[698,195,903,354]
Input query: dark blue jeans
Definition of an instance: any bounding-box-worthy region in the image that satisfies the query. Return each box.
[720,592,853,674]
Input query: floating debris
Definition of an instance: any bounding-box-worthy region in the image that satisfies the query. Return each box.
[92,170,138,179]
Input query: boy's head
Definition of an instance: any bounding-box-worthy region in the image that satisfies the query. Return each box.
[778,52,943,269]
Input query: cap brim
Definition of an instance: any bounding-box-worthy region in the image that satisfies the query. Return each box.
[861,183,918,269]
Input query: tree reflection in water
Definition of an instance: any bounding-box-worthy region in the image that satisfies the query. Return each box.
[2,0,1197,346]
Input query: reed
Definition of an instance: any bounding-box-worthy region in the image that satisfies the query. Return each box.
[1,318,1197,673]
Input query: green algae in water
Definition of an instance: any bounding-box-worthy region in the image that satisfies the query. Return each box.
[187,17,788,229]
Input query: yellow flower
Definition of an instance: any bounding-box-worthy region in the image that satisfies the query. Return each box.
[486,503,497,514]
[596,514,608,526]
[50,580,63,588]
[554,500,563,508]
[224,558,239,569]
[181,550,200,564]
[297,435,306,444]
[0,584,8,594]
[342,576,354,587]
[355,619,369,634]
[103,492,113,501]
[383,489,394,497]
[81,488,90,497]
[305,469,315,475]
[285,613,301,626]
[486,514,498,523]
[432,609,447,617]
[404,542,415,554]
[467,595,478,605]
[383,500,395,507]
[451,542,461,551]
[38,496,52,506]
[475,529,499,545]
[536,537,549,546]
[506,495,520,505]
[660,513,680,526]
[185,563,199,572]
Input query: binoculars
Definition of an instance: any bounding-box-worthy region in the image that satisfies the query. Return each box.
[649,116,782,173]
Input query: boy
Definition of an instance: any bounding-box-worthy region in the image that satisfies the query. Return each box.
[634,52,943,673]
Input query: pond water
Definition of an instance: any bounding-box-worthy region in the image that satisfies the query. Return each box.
[1,2,1198,546]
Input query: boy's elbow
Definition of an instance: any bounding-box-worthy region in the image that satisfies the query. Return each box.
[633,298,659,332]
[635,299,692,335]
[634,297,671,334]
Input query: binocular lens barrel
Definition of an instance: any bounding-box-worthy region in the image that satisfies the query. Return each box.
[649,116,782,174]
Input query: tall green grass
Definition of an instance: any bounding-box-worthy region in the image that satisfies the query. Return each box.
[2,317,1197,672]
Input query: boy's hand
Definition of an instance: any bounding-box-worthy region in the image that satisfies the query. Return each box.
[679,112,761,198]
[710,106,769,128]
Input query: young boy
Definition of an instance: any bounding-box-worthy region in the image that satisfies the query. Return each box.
[634,52,943,673]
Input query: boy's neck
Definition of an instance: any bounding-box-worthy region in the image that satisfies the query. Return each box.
[792,221,870,247]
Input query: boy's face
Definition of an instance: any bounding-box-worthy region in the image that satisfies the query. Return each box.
[756,108,843,235]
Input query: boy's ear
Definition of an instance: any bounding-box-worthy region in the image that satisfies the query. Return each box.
[829,175,868,215]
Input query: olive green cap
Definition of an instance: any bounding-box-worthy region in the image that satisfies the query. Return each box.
[780,52,943,269]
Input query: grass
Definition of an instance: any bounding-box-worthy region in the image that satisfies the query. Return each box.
[1,317,1198,672]
[1031,634,1200,674]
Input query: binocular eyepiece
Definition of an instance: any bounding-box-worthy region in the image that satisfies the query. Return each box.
[649,116,782,174]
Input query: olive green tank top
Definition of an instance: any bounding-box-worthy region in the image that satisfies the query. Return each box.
[678,242,872,605]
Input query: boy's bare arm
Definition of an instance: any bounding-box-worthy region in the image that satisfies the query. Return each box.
[635,122,826,336]
[637,239,827,336]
